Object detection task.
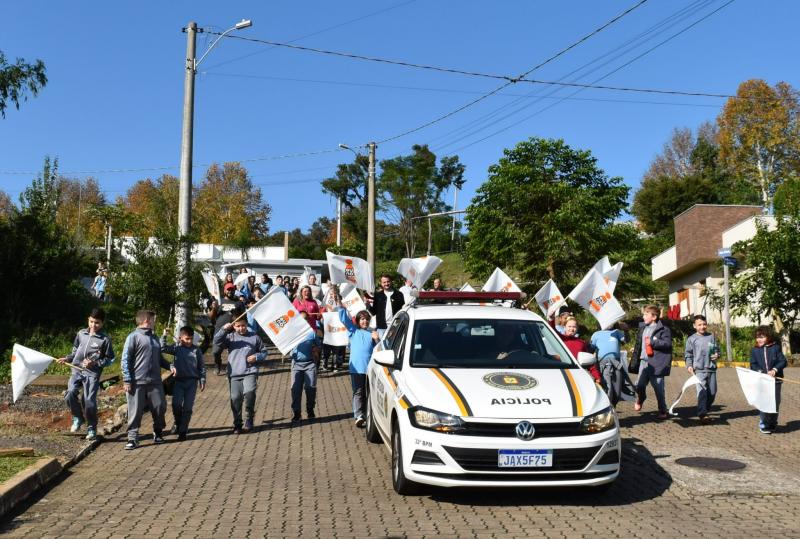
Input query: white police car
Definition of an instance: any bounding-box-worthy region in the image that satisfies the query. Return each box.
[364,292,620,494]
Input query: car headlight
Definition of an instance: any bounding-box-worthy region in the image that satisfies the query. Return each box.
[408,406,465,433]
[580,407,616,433]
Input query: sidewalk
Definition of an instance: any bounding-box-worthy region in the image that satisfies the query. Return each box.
[1,362,798,538]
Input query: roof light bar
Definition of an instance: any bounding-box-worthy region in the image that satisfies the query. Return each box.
[416,291,522,302]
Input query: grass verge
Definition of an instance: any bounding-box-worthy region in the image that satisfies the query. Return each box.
[0,456,40,484]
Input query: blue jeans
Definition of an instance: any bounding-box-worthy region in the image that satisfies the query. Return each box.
[350,373,367,419]
[760,381,782,430]
[694,370,717,417]
[291,361,317,415]
[65,371,101,428]
[635,362,667,413]
[172,378,198,434]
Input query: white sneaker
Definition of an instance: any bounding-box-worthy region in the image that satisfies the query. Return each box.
[355,417,366,428]
[70,417,84,433]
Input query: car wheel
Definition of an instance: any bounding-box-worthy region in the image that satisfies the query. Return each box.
[391,422,420,495]
[364,387,381,444]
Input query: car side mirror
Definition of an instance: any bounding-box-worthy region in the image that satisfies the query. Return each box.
[577,352,596,367]
[373,349,396,367]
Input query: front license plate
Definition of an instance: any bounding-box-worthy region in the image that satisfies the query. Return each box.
[498,449,553,468]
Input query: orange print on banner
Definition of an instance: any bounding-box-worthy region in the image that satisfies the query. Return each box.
[344,259,357,284]
[589,291,611,312]
[543,294,562,310]
[501,281,513,292]
[325,324,347,333]
[10,354,16,363]
[268,310,296,334]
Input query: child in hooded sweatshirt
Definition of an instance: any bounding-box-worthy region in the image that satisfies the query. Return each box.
[214,314,267,434]
[161,325,206,440]
[684,315,719,421]
[339,307,380,427]
[750,325,787,434]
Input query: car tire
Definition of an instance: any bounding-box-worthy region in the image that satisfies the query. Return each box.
[364,386,382,444]
[391,422,420,495]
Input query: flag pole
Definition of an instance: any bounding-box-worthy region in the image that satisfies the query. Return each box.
[775,375,800,385]
[65,363,88,373]
[232,290,273,324]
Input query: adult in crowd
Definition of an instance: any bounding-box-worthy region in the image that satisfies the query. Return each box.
[293,285,321,331]
[399,278,415,305]
[631,305,673,420]
[560,317,600,382]
[307,273,323,302]
[368,274,405,338]
[430,278,445,292]
[223,273,235,294]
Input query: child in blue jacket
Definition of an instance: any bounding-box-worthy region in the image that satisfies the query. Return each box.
[339,307,379,427]
[750,325,787,434]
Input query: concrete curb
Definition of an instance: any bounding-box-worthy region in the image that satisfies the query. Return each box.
[0,457,62,519]
[670,360,750,368]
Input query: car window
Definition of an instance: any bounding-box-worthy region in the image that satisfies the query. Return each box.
[391,319,408,367]
[410,319,575,369]
[382,314,403,349]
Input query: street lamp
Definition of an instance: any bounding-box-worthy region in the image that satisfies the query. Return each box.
[338,142,377,274]
[175,19,252,331]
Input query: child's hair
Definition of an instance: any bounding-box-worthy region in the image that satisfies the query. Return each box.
[135,310,155,325]
[89,307,106,322]
[643,305,660,318]
[179,326,194,337]
[355,310,372,323]
[755,325,775,343]
[693,314,707,323]
[564,316,578,324]
[233,317,248,327]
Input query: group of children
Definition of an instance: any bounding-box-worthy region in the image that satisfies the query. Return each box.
[58,294,789,448]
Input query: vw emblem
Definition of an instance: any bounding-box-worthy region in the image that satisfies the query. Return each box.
[515,421,535,441]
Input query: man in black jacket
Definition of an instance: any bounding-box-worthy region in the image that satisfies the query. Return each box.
[368,274,405,337]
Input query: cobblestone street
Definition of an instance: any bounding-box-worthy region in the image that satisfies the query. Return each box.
[2,363,798,538]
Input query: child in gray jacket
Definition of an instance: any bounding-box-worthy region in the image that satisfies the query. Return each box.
[161,326,206,441]
[685,315,719,421]
[214,316,267,434]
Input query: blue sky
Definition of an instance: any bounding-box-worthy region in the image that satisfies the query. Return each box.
[2,1,797,236]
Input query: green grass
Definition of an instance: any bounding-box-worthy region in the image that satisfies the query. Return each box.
[432,252,474,289]
[0,456,40,483]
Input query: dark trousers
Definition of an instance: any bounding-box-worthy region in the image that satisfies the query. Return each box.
[760,381,782,430]
[126,383,167,440]
[291,361,317,415]
[322,344,345,369]
[229,374,257,428]
[694,370,717,417]
[65,371,101,428]
[172,378,198,434]
[350,373,367,419]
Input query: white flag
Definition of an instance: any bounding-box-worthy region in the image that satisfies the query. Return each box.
[603,262,623,294]
[736,367,776,413]
[668,375,702,415]
[326,251,374,292]
[321,285,338,312]
[322,312,349,347]
[568,269,625,330]
[397,256,442,289]
[234,270,250,287]
[459,282,475,292]
[249,288,314,356]
[298,266,314,288]
[341,286,368,318]
[201,271,222,303]
[482,268,521,293]
[534,279,566,317]
[11,344,54,402]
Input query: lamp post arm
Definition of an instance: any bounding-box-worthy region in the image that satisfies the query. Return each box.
[195,27,236,70]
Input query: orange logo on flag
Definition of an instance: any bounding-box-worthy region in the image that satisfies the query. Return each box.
[325,325,347,333]
[589,291,612,312]
[10,354,16,363]
[344,259,356,283]
[543,294,562,309]
[501,281,513,292]
[268,310,296,334]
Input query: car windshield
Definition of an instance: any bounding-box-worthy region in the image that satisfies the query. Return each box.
[410,319,576,369]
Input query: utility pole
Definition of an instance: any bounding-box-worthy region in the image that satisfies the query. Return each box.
[105,223,112,265]
[176,21,197,330]
[723,263,733,362]
[336,196,342,247]
[367,142,377,274]
[451,187,458,247]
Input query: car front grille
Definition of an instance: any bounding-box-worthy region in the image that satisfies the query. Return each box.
[459,420,588,438]
[442,445,601,472]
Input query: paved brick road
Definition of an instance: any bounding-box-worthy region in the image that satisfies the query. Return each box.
[2,360,798,538]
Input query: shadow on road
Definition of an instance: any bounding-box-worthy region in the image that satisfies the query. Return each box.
[425,437,671,506]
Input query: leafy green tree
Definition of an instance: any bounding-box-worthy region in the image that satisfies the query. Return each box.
[379,145,465,257]
[0,50,47,117]
[773,176,800,217]
[0,190,13,220]
[122,175,180,237]
[717,79,800,207]
[465,137,629,287]
[322,155,370,254]
[730,212,800,345]
[56,177,107,245]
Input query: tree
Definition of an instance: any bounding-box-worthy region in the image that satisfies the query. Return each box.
[20,156,59,223]
[717,79,800,207]
[55,177,107,245]
[193,163,271,244]
[322,155,370,254]
[0,190,13,221]
[773,176,800,217]
[378,145,465,257]
[465,137,629,288]
[730,212,800,348]
[122,175,179,236]
[0,50,47,117]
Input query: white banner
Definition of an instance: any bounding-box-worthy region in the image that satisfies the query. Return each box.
[482,268,521,293]
[322,311,349,347]
[298,266,315,288]
[201,271,222,303]
[341,286,368,318]
[534,279,566,317]
[668,375,702,415]
[568,269,625,330]
[326,251,374,292]
[11,344,54,402]
[234,270,250,287]
[249,288,314,356]
[321,285,338,312]
[736,367,776,413]
[397,256,442,289]
[459,282,475,292]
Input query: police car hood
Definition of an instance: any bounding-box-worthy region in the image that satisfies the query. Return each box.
[403,367,604,420]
